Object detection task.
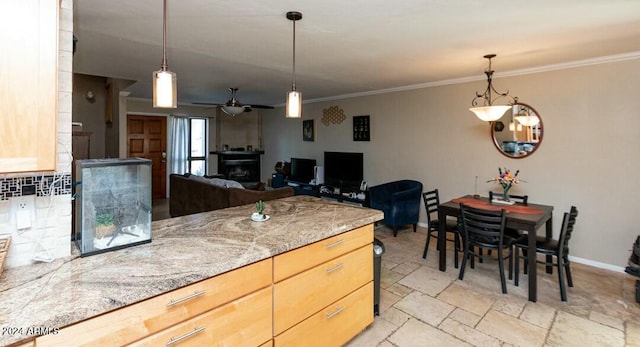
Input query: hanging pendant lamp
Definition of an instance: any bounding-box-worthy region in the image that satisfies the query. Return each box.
[469,54,514,122]
[514,105,540,127]
[153,0,177,108]
[286,11,302,118]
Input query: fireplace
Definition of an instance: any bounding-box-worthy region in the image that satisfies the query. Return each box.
[217,151,262,184]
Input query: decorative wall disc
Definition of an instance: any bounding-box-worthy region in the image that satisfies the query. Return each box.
[321,105,346,126]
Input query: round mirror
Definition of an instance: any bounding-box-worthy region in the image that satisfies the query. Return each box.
[491,101,543,158]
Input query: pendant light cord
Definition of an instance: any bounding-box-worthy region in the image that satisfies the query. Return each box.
[291,17,297,91]
[161,0,168,71]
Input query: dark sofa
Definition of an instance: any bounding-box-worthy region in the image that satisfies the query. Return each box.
[169,174,294,217]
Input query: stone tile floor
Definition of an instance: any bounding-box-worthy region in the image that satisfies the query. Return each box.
[347,225,640,347]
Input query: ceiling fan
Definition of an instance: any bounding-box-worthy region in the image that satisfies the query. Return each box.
[193,88,274,116]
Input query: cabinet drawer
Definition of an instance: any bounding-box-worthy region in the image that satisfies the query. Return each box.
[275,282,373,347]
[37,259,272,347]
[274,224,373,282]
[274,245,372,335]
[128,286,272,347]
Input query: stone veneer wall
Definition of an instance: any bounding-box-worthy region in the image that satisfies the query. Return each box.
[0,0,74,268]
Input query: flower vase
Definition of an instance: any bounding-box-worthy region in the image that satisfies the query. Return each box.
[502,185,511,202]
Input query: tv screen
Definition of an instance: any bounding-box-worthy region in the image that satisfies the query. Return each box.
[289,158,316,183]
[324,152,363,188]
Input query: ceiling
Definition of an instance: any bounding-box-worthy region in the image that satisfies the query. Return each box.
[73,0,640,108]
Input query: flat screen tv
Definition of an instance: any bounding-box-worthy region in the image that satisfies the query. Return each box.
[324,152,363,188]
[289,158,316,183]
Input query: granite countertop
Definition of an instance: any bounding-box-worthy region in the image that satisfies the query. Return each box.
[0,196,383,346]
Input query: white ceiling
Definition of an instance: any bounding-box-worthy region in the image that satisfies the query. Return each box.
[73,0,640,108]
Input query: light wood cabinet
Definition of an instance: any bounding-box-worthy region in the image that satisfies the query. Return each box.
[275,283,373,347]
[35,224,374,347]
[274,245,372,335]
[128,287,272,347]
[37,259,272,346]
[274,224,373,282]
[273,224,374,345]
[0,0,58,173]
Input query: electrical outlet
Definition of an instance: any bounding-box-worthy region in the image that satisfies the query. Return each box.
[11,196,35,229]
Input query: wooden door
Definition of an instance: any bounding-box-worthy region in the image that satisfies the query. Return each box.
[127,115,167,199]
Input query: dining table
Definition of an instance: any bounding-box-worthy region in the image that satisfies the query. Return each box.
[438,195,554,302]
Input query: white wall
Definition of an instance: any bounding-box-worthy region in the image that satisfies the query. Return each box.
[262,57,640,270]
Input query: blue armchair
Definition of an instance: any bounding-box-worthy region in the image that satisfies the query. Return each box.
[369,180,423,237]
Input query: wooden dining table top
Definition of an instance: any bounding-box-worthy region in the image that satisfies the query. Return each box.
[440,195,553,231]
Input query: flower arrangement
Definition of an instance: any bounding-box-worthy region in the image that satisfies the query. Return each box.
[487,168,521,201]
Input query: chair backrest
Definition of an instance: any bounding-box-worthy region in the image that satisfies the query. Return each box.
[422,189,440,225]
[460,203,506,247]
[558,206,579,257]
[489,191,528,205]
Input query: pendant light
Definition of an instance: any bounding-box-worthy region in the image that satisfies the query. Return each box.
[286,11,302,118]
[469,54,514,122]
[153,0,177,108]
[514,105,540,127]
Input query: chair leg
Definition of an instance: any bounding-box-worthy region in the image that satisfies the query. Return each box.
[413,223,417,233]
[422,231,432,259]
[470,247,475,269]
[564,256,574,287]
[523,249,529,275]
[393,227,398,237]
[557,255,568,302]
[508,248,513,281]
[514,246,520,286]
[458,245,469,280]
[453,233,460,269]
[498,248,508,294]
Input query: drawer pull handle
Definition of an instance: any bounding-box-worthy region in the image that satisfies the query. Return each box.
[166,290,206,307]
[325,239,344,249]
[166,326,206,346]
[326,306,345,319]
[326,263,344,274]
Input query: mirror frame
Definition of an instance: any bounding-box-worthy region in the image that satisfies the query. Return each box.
[490,101,543,159]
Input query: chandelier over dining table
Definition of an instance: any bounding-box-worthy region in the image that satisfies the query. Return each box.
[469,54,515,122]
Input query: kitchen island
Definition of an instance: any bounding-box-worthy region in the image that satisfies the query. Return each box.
[0,196,383,346]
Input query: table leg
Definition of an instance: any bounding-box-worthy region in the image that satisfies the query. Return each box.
[546,211,553,274]
[438,209,446,271]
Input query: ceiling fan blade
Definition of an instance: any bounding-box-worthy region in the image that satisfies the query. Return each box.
[192,102,223,106]
[192,88,273,111]
[246,104,274,109]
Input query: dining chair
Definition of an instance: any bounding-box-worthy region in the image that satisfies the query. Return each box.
[458,204,516,294]
[421,189,462,267]
[514,206,579,302]
[481,192,529,260]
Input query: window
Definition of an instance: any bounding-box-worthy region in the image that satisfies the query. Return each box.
[188,118,207,175]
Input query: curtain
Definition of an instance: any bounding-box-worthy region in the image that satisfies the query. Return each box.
[170,116,189,175]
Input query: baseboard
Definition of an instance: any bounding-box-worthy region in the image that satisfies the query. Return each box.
[569,255,625,273]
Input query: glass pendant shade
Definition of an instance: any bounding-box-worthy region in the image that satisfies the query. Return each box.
[515,114,540,127]
[153,69,177,108]
[286,90,302,118]
[469,105,510,122]
[221,105,245,116]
